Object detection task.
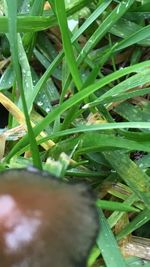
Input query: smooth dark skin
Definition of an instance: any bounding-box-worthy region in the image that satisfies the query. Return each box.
[0,168,99,267]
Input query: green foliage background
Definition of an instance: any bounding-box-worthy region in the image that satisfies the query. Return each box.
[0,0,150,266]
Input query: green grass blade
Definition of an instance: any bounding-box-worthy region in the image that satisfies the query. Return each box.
[54,0,82,90]
[17,35,34,113]
[97,209,127,267]
[6,0,42,169]
[79,0,134,62]
[96,199,139,212]
[4,60,150,161]
[72,0,112,42]
[117,208,150,241]
[103,151,150,208]
[116,24,150,51]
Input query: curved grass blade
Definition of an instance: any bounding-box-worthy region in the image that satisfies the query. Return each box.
[5,60,150,162]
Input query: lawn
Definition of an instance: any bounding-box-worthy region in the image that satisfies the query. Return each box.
[0,0,150,266]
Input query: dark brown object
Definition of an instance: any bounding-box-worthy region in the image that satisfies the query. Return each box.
[0,168,99,267]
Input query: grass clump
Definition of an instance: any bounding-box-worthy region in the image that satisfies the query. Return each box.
[0,0,150,266]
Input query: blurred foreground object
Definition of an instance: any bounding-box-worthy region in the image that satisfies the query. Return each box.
[0,168,99,267]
